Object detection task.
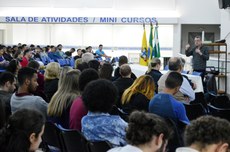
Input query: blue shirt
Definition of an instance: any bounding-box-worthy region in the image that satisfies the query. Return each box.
[95,49,105,57]
[81,112,127,146]
[48,52,63,61]
[149,93,190,125]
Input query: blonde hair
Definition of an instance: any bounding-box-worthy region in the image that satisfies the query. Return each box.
[74,58,82,69]
[44,62,61,80]
[147,58,161,73]
[121,75,155,105]
[47,70,81,117]
[58,66,73,88]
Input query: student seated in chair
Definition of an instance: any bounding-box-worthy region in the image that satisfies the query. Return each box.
[176,116,230,152]
[108,111,172,152]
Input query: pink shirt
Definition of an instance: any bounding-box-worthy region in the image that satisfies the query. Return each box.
[69,96,87,131]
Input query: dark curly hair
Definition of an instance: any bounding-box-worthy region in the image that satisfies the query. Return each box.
[79,68,99,92]
[82,79,118,113]
[126,111,171,146]
[184,116,230,149]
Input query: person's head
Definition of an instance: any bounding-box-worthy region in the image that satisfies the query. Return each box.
[0,109,45,152]
[0,72,16,93]
[194,36,202,47]
[70,48,75,53]
[76,62,89,72]
[184,116,230,152]
[57,44,62,50]
[168,57,182,72]
[82,52,94,63]
[99,63,113,80]
[148,58,161,72]
[88,59,100,71]
[79,68,99,92]
[99,44,103,51]
[165,72,183,95]
[122,75,155,104]
[127,111,171,152]
[44,62,61,80]
[119,55,128,66]
[119,64,131,78]
[82,79,118,113]
[50,45,56,52]
[6,59,21,75]
[58,66,73,87]
[48,70,81,117]
[77,49,82,56]
[13,45,18,51]
[14,50,23,59]
[23,49,32,59]
[28,60,40,72]
[18,67,38,93]
[87,46,92,53]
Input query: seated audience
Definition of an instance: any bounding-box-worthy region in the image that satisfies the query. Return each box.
[158,57,195,102]
[47,70,81,128]
[13,49,23,62]
[146,58,162,93]
[28,60,47,101]
[108,111,172,152]
[44,62,60,102]
[88,59,100,71]
[74,49,82,60]
[58,66,72,88]
[121,75,155,114]
[65,48,75,58]
[149,72,190,125]
[113,64,134,108]
[56,44,66,58]
[6,59,21,77]
[95,44,111,59]
[114,55,136,80]
[76,62,89,72]
[99,63,114,81]
[10,67,48,116]
[3,46,13,61]
[0,45,9,69]
[0,72,16,122]
[176,116,230,152]
[82,52,94,63]
[48,45,62,61]
[69,68,99,130]
[20,49,32,67]
[0,109,45,152]
[82,79,127,146]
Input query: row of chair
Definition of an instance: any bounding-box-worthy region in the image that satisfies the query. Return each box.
[42,122,113,152]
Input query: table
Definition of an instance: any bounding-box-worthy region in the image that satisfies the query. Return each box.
[129,64,203,93]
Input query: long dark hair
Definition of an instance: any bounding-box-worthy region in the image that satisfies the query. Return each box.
[0,109,45,152]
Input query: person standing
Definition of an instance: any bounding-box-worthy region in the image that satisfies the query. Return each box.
[185,36,209,81]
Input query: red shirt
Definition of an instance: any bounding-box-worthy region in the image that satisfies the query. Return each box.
[20,56,29,67]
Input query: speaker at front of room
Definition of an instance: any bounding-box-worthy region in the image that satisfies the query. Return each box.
[218,0,230,9]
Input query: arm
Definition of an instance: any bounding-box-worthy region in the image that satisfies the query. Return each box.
[200,46,209,60]
[185,44,193,57]
[174,102,190,125]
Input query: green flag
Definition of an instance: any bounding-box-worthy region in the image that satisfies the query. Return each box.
[153,24,160,58]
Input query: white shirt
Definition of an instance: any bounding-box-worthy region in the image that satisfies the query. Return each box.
[180,77,195,101]
[108,145,143,152]
[176,147,199,152]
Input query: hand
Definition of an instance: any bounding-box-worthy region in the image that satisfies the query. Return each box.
[185,44,190,50]
[195,48,202,55]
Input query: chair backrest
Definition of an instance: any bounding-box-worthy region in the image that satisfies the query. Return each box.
[60,129,88,152]
[208,104,230,121]
[210,95,230,109]
[183,103,207,120]
[42,122,62,151]
[205,73,217,95]
[164,118,185,152]
[87,141,113,152]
